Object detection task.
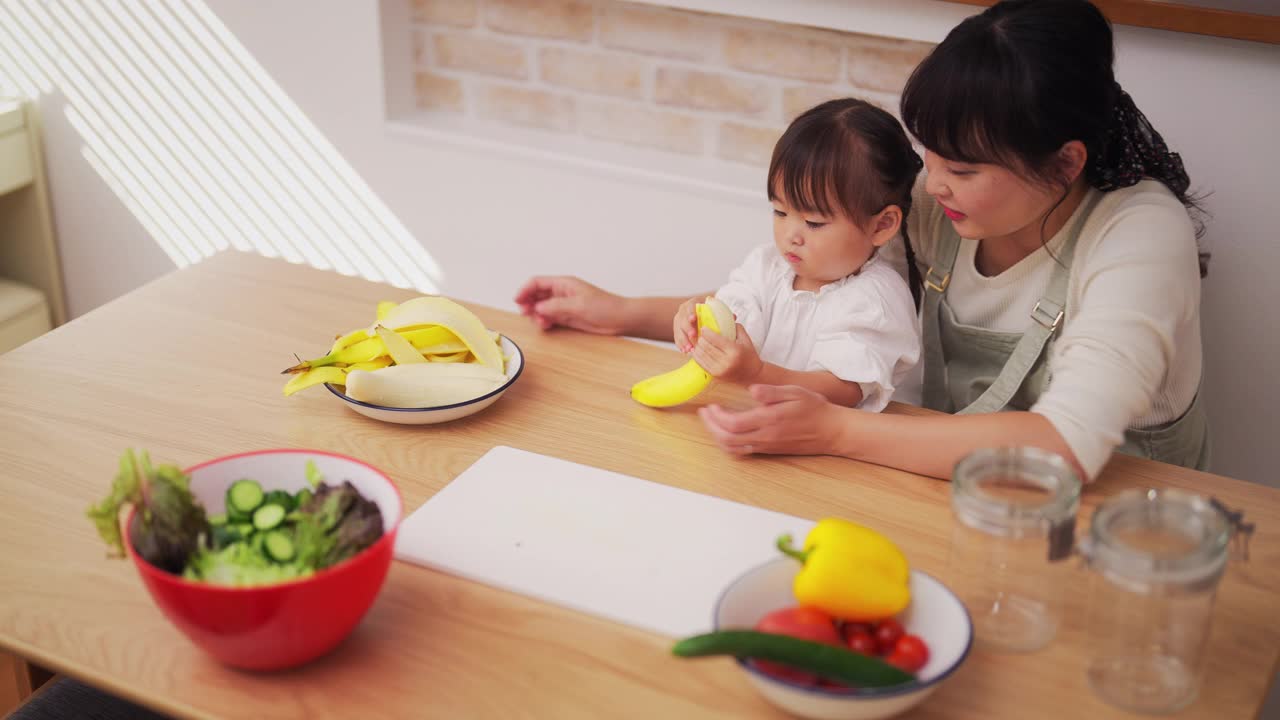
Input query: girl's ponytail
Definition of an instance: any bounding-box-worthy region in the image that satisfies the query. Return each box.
[899,151,925,311]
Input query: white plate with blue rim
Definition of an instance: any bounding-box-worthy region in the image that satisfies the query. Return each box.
[325,335,524,425]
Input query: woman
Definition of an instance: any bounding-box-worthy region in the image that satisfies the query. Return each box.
[514,0,1208,482]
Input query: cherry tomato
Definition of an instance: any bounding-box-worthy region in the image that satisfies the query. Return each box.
[885,634,930,673]
[845,629,877,656]
[752,607,842,684]
[873,618,905,655]
[840,622,874,641]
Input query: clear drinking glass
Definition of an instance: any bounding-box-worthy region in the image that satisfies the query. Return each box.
[1080,489,1239,714]
[948,447,1081,652]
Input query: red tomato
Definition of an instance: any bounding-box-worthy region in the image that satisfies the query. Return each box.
[752,607,841,685]
[873,618,905,655]
[845,629,877,656]
[755,606,841,645]
[885,634,930,673]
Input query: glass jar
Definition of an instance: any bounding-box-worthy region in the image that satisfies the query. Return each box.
[948,447,1081,652]
[1080,489,1235,714]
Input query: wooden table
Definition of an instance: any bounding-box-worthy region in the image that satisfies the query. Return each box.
[0,251,1276,719]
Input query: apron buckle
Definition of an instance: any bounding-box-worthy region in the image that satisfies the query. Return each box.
[925,266,951,293]
[1032,300,1065,332]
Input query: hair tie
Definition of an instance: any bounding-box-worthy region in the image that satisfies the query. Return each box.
[1089,82,1188,195]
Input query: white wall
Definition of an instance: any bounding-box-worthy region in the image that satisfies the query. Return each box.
[24,0,1280,486]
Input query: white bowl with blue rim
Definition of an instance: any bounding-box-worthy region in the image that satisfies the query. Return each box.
[715,556,973,720]
[324,335,524,425]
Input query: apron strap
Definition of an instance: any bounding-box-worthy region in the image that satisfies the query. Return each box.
[921,218,965,410]
[921,191,1104,415]
[958,190,1104,415]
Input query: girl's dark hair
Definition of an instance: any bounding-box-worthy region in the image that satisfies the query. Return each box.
[768,98,926,308]
[900,0,1208,276]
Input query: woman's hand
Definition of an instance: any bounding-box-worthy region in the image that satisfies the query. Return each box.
[691,323,763,383]
[672,298,699,352]
[514,276,630,335]
[698,384,848,456]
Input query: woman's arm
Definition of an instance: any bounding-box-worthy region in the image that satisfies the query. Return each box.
[514,276,708,340]
[699,384,1086,481]
[623,296,703,341]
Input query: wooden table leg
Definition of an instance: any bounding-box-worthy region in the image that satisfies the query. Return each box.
[3,650,55,713]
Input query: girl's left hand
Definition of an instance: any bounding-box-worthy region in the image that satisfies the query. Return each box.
[691,323,762,383]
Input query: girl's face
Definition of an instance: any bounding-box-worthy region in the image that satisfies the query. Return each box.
[923,150,1061,243]
[771,193,881,292]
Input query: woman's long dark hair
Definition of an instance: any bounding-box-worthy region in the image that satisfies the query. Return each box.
[768,98,926,308]
[900,0,1208,275]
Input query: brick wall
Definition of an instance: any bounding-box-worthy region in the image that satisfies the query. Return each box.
[409,0,933,166]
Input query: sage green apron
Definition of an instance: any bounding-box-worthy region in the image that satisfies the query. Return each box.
[919,191,1210,471]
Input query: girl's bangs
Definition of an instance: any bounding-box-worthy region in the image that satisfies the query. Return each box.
[767,123,845,219]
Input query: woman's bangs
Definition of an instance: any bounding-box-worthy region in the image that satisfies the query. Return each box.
[901,38,1022,168]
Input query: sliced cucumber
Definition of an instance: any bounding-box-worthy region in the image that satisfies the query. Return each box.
[264,489,296,512]
[252,503,286,531]
[207,513,227,526]
[264,530,296,562]
[227,479,265,516]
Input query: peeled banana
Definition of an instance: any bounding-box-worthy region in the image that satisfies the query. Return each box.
[630,297,735,408]
[346,363,506,408]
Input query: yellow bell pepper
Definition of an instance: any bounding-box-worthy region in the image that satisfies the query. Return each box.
[777,517,911,622]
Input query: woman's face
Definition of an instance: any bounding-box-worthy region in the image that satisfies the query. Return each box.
[923,150,1061,242]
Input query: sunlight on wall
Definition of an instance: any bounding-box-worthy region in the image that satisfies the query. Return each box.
[0,0,443,292]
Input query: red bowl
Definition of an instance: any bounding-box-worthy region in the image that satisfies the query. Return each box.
[124,449,403,671]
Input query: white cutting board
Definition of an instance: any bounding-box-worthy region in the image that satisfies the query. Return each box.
[394,446,814,637]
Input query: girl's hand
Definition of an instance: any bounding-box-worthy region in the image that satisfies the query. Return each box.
[672,297,700,352]
[691,323,762,383]
[514,276,629,334]
[698,384,847,456]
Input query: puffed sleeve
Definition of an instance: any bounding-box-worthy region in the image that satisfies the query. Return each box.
[714,243,774,346]
[807,266,922,412]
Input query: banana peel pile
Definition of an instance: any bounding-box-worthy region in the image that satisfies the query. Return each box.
[282,297,509,408]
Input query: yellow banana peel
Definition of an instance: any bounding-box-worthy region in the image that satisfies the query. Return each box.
[428,350,472,363]
[330,328,370,354]
[375,324,427,365]
[377,296,503,371]
[283,366,348,397]
[284,325,456,373]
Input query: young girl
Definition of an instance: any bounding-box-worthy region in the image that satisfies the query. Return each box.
[671,99,924,413]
